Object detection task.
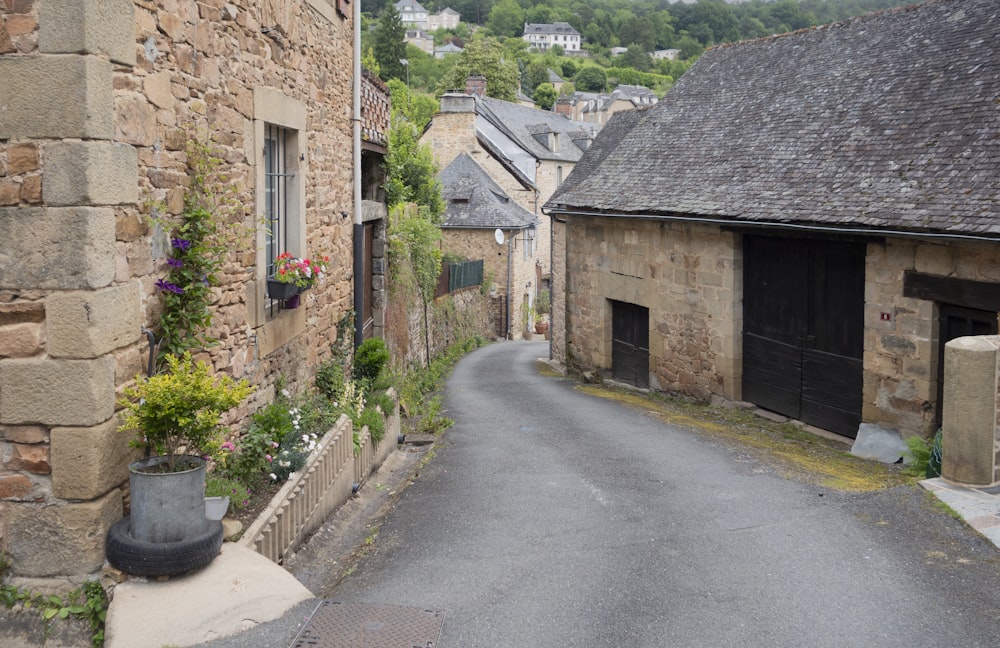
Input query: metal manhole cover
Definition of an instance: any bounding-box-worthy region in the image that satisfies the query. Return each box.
[291,601,445,648]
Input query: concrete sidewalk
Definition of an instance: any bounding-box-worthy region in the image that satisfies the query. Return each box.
[104,542,315,648]
[921,477,1000,548]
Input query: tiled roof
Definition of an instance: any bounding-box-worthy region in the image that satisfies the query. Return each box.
[440,153,538,229]
[478,96,595,163]
[546,0,1000,238]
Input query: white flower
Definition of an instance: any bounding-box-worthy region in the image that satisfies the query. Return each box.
[269,472,278,481]
[281,389,290,398]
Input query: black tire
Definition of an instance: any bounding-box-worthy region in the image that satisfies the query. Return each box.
[106,516,224,577]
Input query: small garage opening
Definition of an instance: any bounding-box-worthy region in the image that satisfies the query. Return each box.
[611,300,649,388]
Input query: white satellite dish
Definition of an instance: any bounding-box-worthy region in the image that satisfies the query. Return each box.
[494,228,505,245]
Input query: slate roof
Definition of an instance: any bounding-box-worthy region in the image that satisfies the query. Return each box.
[395,0,427,13]
[524,22,580,37]
[478,96,595,163]
[545,0,1000,238]
[558,110,649,196]
[440,153,538,229]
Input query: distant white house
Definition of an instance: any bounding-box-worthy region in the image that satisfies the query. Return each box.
[652,49,681,61]
[428,7,461,30]
[395,0,428,30]
[523,22,581,53]
[609,46,628,56]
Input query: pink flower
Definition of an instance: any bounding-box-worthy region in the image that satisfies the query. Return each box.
[266,454,273,462]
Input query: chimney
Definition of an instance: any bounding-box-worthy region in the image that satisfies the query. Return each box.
[465,74,486,97]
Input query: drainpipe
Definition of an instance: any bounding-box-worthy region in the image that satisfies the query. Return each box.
[506,234,512,339]
[352,0,363,349]
[548,210,554,360]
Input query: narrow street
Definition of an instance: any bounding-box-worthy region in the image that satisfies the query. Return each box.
[308,341,1000,646]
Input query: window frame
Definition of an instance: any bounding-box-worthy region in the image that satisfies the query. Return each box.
[249,87,309,356]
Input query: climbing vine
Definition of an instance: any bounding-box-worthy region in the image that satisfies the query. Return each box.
[152,136,246,363]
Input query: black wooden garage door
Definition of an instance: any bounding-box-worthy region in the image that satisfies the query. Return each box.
[742,236,865,438]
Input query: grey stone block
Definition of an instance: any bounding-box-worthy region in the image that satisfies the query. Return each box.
[0,56,113,140]
[851,423,908,464]
[39,0,136,65]
[0,207,115,290]
[43,141,139,206]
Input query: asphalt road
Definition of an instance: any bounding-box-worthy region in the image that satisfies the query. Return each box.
[321,340,1000,647]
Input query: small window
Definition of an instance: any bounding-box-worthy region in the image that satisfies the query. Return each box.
[251,87,308,355]
[264,124,292,278]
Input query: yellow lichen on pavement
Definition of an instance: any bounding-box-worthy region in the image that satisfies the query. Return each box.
[576,384,911,493]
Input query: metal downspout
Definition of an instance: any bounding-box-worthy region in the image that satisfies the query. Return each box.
[352,0,363,349]
[506,235,512,339]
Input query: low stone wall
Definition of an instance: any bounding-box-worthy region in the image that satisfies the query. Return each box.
[239,394,401,564]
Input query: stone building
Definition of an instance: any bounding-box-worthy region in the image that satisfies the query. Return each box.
[545,0,1000,441]
[439,153,538,339]
[420,80,596,318]
[554,85,658,127]
[0,0,387,585]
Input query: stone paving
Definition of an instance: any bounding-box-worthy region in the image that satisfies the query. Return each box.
[921,478,1000,548]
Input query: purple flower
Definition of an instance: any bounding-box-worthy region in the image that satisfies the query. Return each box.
[166,257,183,268]
[155,278,184,294]
[171,238,191,251]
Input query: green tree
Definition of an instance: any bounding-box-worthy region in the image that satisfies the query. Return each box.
[574,65,607,92]
[435,37,519,101]
[387,78,439,131]
[523,59,549,95]
[620,44,652,72]
[385,82,444,221]
[676,34,704,60]
[486,0,524,37]
[533,82,557,110]
[373,5,407,82]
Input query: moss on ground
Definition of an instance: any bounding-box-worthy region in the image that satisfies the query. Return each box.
[575,384,913,493]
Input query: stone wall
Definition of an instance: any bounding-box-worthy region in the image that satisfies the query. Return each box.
[442,228,537,339]
[558,214,1000,439]
[562,217,741,400]
[0,0,360,584]
[863,237,1000,437]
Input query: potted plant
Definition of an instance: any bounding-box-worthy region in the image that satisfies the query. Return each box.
[114,352,254,548]
[534,289,551,335]
[267,252,329,304]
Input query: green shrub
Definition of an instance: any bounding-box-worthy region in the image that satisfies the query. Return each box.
[360,406,386,443]
[354,337,390,384]
[316,354,347,400]
[205,475,253,511]
[903,435,932,477]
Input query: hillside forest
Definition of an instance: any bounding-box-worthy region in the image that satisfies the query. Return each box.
[362,0,915,103]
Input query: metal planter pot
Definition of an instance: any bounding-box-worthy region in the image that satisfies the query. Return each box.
[129,455,210,544]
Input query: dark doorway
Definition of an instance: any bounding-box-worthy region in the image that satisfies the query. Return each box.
[742,236,866,437]
[611,300,649,388]
[936,304,998,426]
